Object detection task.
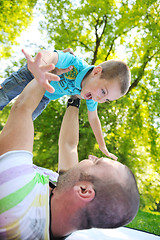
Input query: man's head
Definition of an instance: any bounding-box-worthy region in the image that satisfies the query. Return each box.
[81,60,131,103]
[56,156,139,231]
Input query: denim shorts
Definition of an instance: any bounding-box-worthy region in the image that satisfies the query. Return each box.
[0,65,50,120]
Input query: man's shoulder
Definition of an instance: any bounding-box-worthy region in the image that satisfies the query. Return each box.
[34,165,59,184]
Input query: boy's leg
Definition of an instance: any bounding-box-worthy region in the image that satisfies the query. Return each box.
[32,95,51,120]
[0,65,33,109]
[0,64,50,120]
[0,79,46,156]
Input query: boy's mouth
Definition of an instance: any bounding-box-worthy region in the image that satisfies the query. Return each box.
[84,92,92,100]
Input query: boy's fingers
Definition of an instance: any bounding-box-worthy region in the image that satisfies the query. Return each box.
[22,49,33,61]
[41,64,55,72]
[35,52,42,65]
[45,72,60,81]
[109,153,118,161]
[88,155,98,161]
[43,82,55,93]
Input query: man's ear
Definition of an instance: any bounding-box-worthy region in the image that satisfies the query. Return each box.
[73,182,95,202]
[92,66,102,76]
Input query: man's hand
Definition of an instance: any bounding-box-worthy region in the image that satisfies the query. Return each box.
[52,66,73,76]
[99,145,118,161]
[22,49,73,93]
[49,48,74,76]
[62,48,74,55]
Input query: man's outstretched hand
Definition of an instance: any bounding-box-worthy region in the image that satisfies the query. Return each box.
[22,49,73,93]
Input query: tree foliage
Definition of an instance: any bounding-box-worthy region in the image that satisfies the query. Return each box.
[39,0,160,211]
[1,0,159,211]
[0,0,37,58]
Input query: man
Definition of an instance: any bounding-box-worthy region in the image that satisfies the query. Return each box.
[0,69,139,239]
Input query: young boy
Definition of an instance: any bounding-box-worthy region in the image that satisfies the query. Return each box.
[0,49,131,160]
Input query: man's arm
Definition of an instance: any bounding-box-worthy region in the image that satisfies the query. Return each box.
[0,78,46,155]
[58,105,79,172]
[88,109,118,161]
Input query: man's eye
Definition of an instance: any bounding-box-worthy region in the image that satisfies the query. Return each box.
[101,89,105,95]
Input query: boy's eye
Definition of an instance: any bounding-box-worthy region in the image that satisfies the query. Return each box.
[101,89,105,95]
[105,99,110,103]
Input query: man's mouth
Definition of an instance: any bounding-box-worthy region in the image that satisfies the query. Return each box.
[84,92,92,100]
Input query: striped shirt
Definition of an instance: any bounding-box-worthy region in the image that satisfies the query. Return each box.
[0,151,59,240]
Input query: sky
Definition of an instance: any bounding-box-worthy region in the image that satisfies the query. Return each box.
[0,0,48,81]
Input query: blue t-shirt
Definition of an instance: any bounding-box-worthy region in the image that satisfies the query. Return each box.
[44,50,98,111]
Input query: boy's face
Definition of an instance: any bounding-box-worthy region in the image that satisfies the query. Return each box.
[81,66,122,103]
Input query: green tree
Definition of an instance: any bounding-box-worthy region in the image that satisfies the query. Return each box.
[0,105,11,131]
[33,99,68,170]
[37,0,160,210]
[0,0,37,58]
[1,0,159,211]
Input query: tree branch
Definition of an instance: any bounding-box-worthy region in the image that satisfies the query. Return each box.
[127,51,158,94]
[105,28,135,60]
[105,36,117,61]
[72,39,92,51]
[91,15,108,65]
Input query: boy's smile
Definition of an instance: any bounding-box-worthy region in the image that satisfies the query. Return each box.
[81,66,122,103]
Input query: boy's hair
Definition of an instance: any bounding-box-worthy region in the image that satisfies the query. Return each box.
[99,60,131,95]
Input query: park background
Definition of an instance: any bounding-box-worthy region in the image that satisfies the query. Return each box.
[0,0,160,235]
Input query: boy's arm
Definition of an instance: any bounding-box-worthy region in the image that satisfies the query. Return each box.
[58,105,79,172]
[88,109,118,161]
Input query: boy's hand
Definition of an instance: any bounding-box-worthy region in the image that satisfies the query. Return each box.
[99,145,118,161]
[22,49,58,93]
[22,49,73,93]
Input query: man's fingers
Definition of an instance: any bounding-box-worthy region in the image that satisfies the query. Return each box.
[55,65,73,75]
[22,49,33,61]
[45,72,60,81]
[62,48,74,55]
[62,66,73,73]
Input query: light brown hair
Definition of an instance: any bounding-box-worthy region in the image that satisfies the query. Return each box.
[99,60,131,95]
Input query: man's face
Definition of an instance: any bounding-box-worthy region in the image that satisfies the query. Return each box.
[68,155,127,185]
[81,70,122,103]
[79,156,125,178]
[56,156,127,193]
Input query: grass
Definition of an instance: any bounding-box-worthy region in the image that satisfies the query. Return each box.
[126,209,160,236]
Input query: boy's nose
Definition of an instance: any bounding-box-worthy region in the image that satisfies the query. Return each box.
[96,96,106,103]
[93,94,105,103]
